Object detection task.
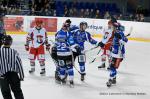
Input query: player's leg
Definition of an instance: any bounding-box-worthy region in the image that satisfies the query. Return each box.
[29,47,36,73]
[51,46,60,81]
[78,54,86,81]
[106,57,123,87]
[106,50,111,70]
[37,45,46,75]
[66,55,74,86]
[98,52,106,69]
[58,59,67,84]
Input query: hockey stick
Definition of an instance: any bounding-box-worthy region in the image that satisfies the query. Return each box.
[89,48,101,64]
[71,51,82,75]
[50,39,82,75]
[125,26,133,37]
[85,46,99,53]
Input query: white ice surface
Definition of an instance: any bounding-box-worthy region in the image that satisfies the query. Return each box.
[0,35,150,99]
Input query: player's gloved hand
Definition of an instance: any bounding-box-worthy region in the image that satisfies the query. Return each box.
[46,44,51,51]
[97,42,105,48]
[25,44,29,51]
[110,46,113,51]
[114,33,121,39]
[75,45,81,54]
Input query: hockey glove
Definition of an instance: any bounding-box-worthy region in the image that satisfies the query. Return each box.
[46,44,51,51]
[75,46,81,54]
[98,42,105,48]
[25,44,29,51]
[114,33,121,39]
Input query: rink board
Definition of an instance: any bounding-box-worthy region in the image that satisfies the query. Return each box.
[6,31,150,42]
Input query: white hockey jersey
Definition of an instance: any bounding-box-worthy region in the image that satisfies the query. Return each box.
[27,27,47,48]
[101,27,114,44]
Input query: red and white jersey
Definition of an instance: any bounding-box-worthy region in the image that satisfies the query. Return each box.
[27,27,47,48]
[101,27,114,45]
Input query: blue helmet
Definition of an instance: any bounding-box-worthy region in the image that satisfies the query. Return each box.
[119,25,125,31]
[80,21,88,27]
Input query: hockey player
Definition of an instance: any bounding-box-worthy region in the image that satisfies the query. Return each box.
[25,19,50,75]
[51,19,79,82]
[98,20,115,70]
[54,22,77,86]
[64,19,79,32]
[72,21,104,81]
[106,23,128,87]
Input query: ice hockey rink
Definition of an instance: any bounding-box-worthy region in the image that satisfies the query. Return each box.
[0,35,150,99]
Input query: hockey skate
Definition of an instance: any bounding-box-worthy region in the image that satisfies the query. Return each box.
[61,78,67,85]
[98,63,106,69]
[55,71,61,83]
[40,69,46,76]
[106,77,116,87]
[107,66,111,70]
[29,68,35,74]
[69,80,74,88]
[81,73,86,81]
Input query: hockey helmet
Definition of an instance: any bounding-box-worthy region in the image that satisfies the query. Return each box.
[80,21,88,27]
[35,19,43,25]
[118,25,125,31]
[3,35,13,46]
[65,19,71,24]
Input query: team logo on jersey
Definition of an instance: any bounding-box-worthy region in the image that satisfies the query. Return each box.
[37,35,43,44]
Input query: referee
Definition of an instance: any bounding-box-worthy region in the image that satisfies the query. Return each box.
[0,35,24,99]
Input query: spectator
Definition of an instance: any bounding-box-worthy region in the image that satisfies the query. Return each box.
[128,14,133,21]
[69,8,74,17]
[118,14,124,20]
[139,14,145,22]
[95,9,101,19]
[79,9,85,18]
[104,11,111,19]
[72,7,78,17]
[42,8,52,16]
[89,9,95,18]
[53,10,56,17]
[135,14,140,21]
[84,9,90,18]
[0,0,148,22]
[63,5,69,17]
[30,7,36,16]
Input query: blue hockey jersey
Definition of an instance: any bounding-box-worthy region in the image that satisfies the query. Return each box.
[72,30,98,51]
[111,30,128,58]
[55,29,75,56]
[69,25,79,32]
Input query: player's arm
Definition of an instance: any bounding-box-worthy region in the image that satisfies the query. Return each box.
[101,31,112,44]
[86,32,105,48]
[120,32,128,44]
[45,30,51,51]
[25,29,33,51]
[68,32,81,53]
[86,32,98,44]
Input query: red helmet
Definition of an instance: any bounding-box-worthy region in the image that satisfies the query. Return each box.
[35,19,43,25]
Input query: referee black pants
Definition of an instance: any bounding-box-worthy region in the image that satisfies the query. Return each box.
[0,72,24,99]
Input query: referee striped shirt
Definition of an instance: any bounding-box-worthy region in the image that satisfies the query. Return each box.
[0,47,24,80]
